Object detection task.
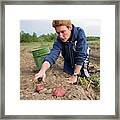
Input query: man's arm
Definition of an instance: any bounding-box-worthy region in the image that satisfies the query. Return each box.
[35,61,50,81]
[74,28,88,66]
[40,61,50,73]
[67,28,87,84]
[74,65,82,75]
[67,65,82,84]
[35,39,62,81]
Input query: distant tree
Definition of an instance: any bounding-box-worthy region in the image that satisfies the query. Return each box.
[20,31,56,43]
[32,32,38,42]
[49,33,57,41]
[20,31,32,43]
[87,36,100,41]
[38,33,56,42]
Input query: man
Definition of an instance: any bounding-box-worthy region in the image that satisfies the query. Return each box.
[35,20,90,84]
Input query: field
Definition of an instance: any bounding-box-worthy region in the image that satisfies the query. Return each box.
[20,41,100,100]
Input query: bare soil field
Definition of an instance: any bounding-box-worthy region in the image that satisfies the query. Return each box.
[20,42,100,100]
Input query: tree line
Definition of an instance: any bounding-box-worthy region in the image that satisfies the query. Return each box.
[20,31,100,43]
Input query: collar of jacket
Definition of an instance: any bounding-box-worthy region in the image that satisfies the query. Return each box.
[70,24,79,43]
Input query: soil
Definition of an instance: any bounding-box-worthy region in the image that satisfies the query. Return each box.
[20,44,100,100]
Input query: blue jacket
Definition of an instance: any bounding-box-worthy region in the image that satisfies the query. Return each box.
[44,24,88,75]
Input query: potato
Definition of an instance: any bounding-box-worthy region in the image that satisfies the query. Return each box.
[52,86,65,97]
[35,84,44,92]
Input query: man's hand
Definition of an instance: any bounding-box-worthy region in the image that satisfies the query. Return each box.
[67,75,77,84]
[34,61,50,82]
[66,64,81,84]
[35,69,46,82]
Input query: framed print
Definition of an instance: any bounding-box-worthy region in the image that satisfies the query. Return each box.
[0,0,120,119]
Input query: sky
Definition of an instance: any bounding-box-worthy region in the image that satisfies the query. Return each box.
[20,20,100,37]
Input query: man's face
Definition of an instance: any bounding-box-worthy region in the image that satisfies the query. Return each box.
[55,25,72,42]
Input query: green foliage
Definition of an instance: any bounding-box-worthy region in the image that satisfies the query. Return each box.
[20,31,32,43]
[87,36,100,41]
[32,32,38,42]
[20,31,100,43]
[78,73,100,96]
[20,31,57,43]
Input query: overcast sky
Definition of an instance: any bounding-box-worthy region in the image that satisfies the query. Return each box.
[20,20,100,37]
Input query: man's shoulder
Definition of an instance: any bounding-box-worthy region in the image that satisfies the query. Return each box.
[73,26,85,39]
[76,27,84,32]
[74,26,84,34]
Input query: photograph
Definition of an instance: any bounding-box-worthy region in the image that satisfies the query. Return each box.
[1,1,119,118]
[20,20,100,100]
